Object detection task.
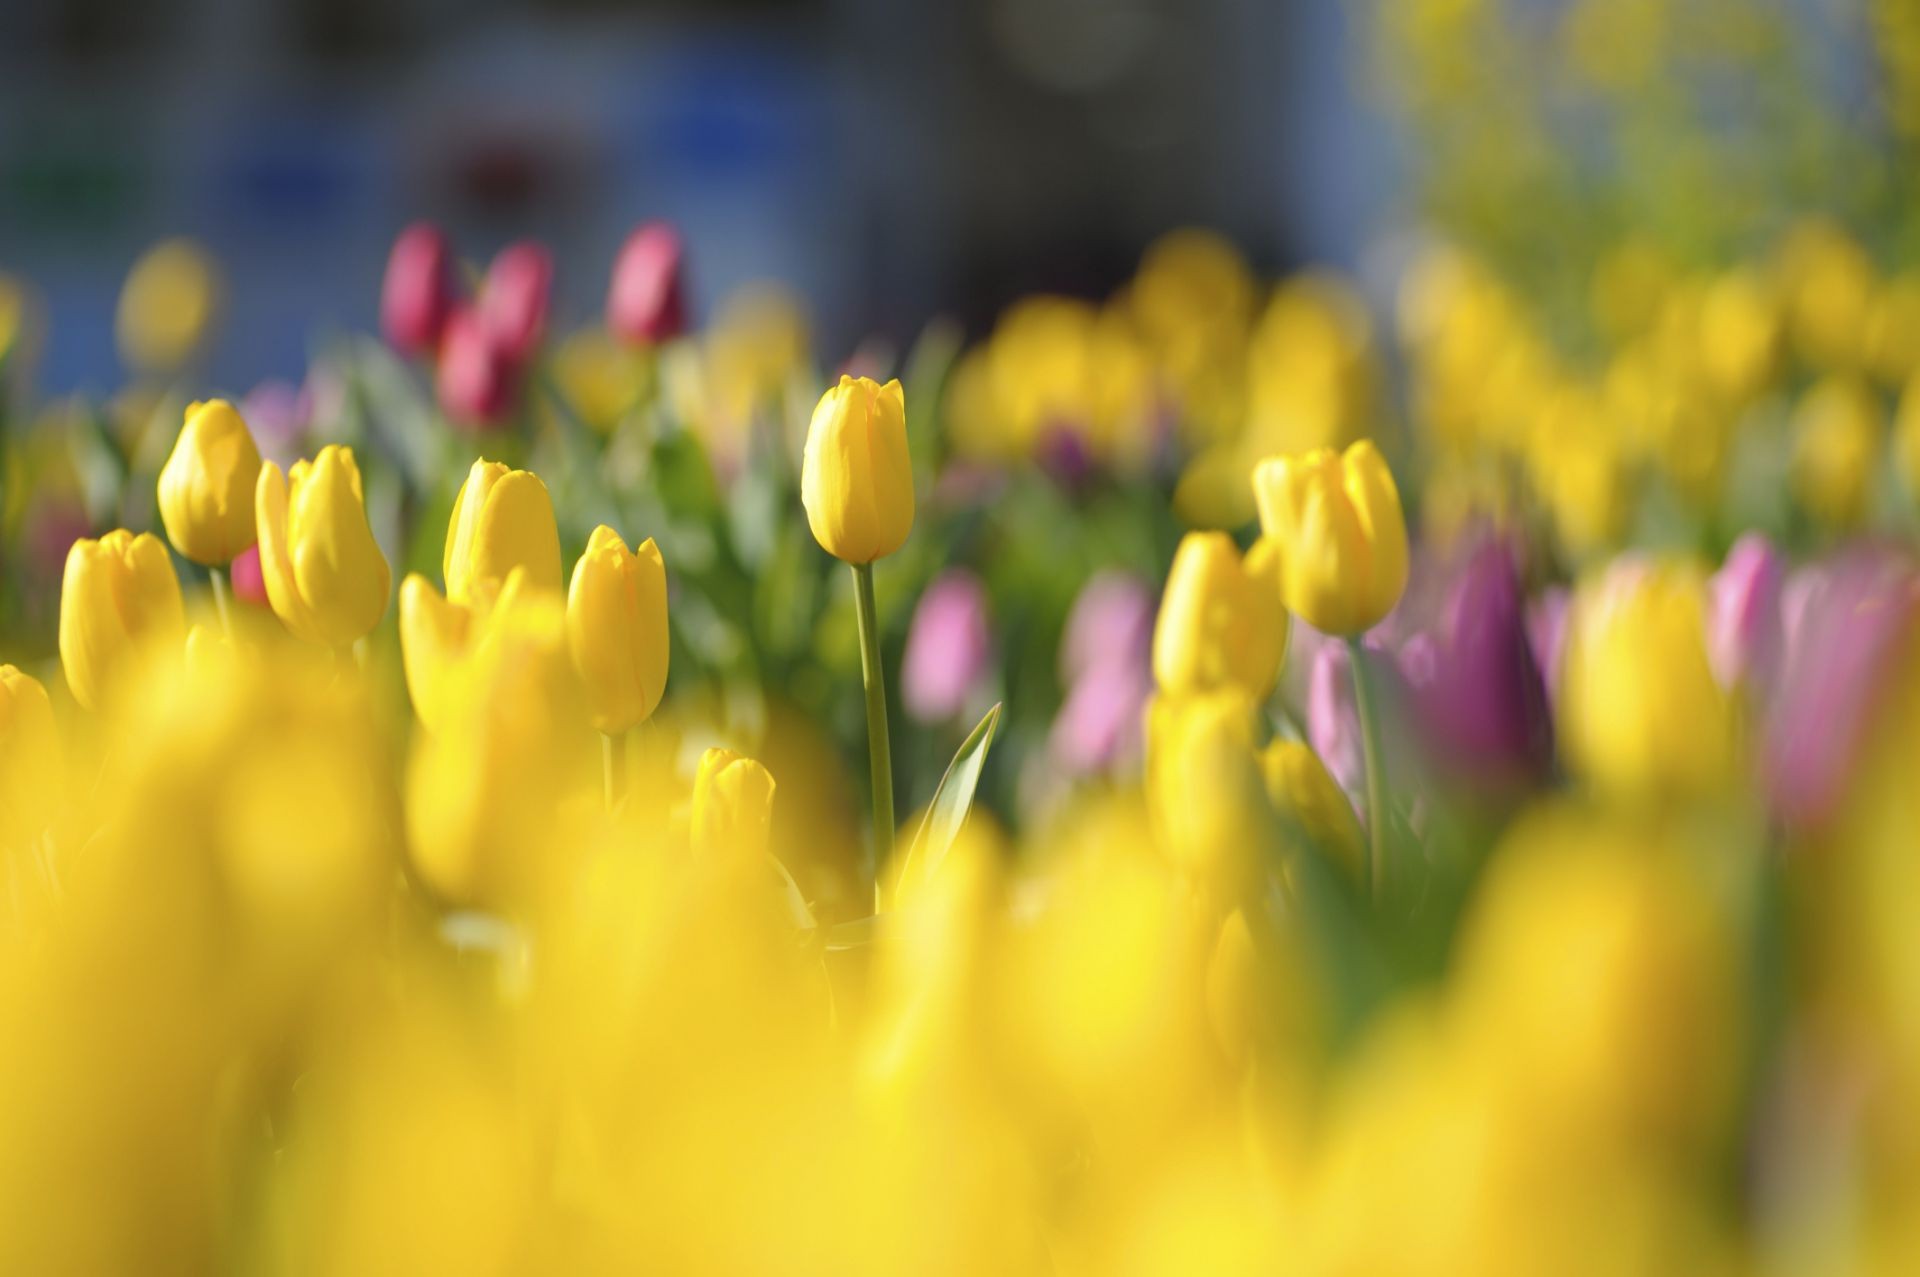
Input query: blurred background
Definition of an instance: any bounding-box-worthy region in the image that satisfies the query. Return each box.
[0,0,1394,395]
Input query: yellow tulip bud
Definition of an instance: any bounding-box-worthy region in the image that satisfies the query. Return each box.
[157,399,262,565]
[691,747,776,860]
[116,237,221,373]
[565,526,669,734]
[1144,690,1268,901]
[0,665,61,847]
[1260,737,1364,884]
[255,446,391,647]
[1252,439,1408,636]
[58,529,186,710]
[445,459,562,604]
[1790,377,1881,531]
[1152,532,1289,700]
[398,569,522,735]
[800,375,913,563]
[1559,561,1740,800]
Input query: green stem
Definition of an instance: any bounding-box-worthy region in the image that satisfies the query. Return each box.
[603,731,629,810]
[851,561,895,890]
[1345,636,1389,902]
[208,565,231,636]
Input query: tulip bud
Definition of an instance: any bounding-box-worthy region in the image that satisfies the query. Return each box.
[480,240,553,366]
[1253,439,1408,636]
[59,529,187,710]
[1789,377,1881,531]
[1708,533,1784,691]
[1144,689,1267,901]
[1260,738,1364,883]
[902,569,992,724]
[381,222,457,357]
[565,526,670,734]
[0,665,61,847]
[607,221,689,346]
[157,399,262,566]
[445,458,562,605]
[255,446,391,647]
[1559,559,1739,800]
[1151,532,1289,701]
[116,237,220,373]
[801,375,914,564]
[691,748,776,860]
[437,305,519,428]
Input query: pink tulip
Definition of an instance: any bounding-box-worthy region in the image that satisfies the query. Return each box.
[380,222,456,357]
[437,304,518,428]
[607,221,688,346]
[480,240,553,366]
[902,570,993,724]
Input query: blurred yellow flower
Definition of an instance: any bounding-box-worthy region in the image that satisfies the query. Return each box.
[1777,220,1876,373]
[1144,690,1268,901]
[1790,376,1882,531]
[0,665,60,848]
[255,446,391,647]
[1253,439,1409,635]
[445,459,563,605]
[59,529,186,710]
[801,375,913,564]
[1152,532,1288,701]
[1244,273,1377,459]
[566,526,669,735]
[116,237,221,373]
[691,747,776,861]
[157,399,262,566]
[1260,737,1364,884]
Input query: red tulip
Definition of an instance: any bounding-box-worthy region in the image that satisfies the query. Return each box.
[380,222,455,357]
[607,221,688,346]
[437,304,518,428]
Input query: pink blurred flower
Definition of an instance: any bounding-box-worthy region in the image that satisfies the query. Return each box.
[1050,571,1156,777]
[230,544,268,606]
[380,222,456,357]
[437,304,518,428]
[902,570,993,724]
[607,222,688,346]
[480,240,553,366]
[1709,532,1785,691]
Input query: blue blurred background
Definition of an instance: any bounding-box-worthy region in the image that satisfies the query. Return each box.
[0,0,1396,395]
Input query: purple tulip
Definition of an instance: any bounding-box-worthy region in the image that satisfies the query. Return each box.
[1766,545,1920,830]
[1710,533,1785,691]
[607,221,689,347]
[1400,540,1553,788]
[479,240,553,366]
[380,222,457,358]
[902,570,993,724]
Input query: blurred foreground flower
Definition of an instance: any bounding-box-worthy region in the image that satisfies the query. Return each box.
[59,529,185,710]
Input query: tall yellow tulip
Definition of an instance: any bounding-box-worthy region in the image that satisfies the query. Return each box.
[691,747,776,860]
[1252,439,1408,636]
[255,446,391,647]
[157,399,262,566]
[1151,532,1289,700]
[800,375,913,565]
[565,526,669,735]
[58,529,186,709]
[445,459,562,605]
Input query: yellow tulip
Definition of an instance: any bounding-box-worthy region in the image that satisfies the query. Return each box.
[1152,532,1288,700]
[398,568,525,735]
[565,526,669,734]
[1895,369,1920,501]
[1143,690,1268,902]
[1252,439,1409,636]
[0,665,60,847]
[255,446,391,647]
[1790,377,1881,531]
[1260,738,1364,884]
[691,748,776,860]
[58,529,186,710]
[116,237,221,373]
[445,459,562,604]
[1558,560,1740,800]
[156,399,262,566]
[800,375,913,564]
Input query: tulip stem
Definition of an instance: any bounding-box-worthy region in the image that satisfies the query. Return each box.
[851,561,895,888]
[1345,637,1389,902]
[602,732,628,810]
[208,566,231,636]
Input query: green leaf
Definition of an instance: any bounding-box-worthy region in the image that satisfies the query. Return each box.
[889,703,1001,909]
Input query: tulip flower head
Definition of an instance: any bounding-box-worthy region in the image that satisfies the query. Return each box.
[1144,689,1268,901]
[902,569,993,724]
[0,665,61,847]
[437,305,519,429]
[607,221,689,346]
[692,748,776,861]
[479,240,553,367]
[1253,439,1409,636]
[157,399,263,566]
[400,569,514,736]
[381,221,457,357]
[1790,377,1881,531]
[565,526,670,734]
[255,446,392,648]
[801,375,914,564]
[116,237,220,373]
[445,459,562,605]
[59,529,187,710]
[1152,532,1289,701]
